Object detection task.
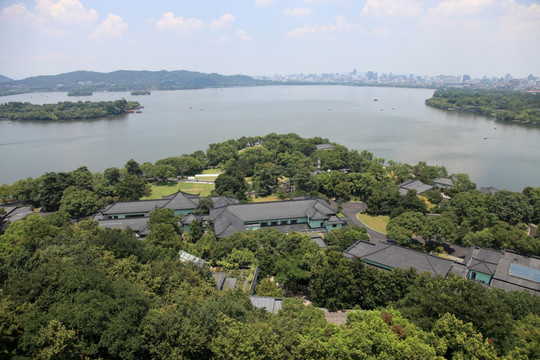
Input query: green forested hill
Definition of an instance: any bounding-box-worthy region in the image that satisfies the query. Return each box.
[426,88,540,125]
[0,69,271,95]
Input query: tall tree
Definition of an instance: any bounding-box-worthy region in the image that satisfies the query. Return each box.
[115,174,149,201]
[125,159,142,177]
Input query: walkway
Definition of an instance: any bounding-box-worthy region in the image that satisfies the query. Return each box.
[337,201,469,258]
[340,201,388,243]
[529,224,537,238]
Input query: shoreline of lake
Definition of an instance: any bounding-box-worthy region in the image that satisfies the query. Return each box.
[1,86,539,191]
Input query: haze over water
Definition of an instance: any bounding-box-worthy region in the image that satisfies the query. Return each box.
[1,85,539,191]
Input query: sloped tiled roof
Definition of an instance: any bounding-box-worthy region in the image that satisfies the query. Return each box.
[103,191,203,216]
[103,191,240,217]
[211,196,239,208]
[398,179,433,195]
[344,240,456,277]
[463,247,502,275]
[478,187,499,195]
[164,191,199,210]
[101,199,167,215]
[433,177,454,186]
[211,207,246,237]
[180,213,199,225]
[98,217,150,234]
[316,143,334,150]
[210,198,341,238]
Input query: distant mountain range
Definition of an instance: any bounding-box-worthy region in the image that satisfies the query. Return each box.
[0,70,272,96]
[0,75,13,83]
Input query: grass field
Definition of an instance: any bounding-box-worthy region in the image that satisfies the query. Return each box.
[142,181,215,199]
[356,213,390,233]
[200,168,223,174]
[251,194,282,203]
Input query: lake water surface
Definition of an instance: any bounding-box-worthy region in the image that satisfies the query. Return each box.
[1,86,539,191]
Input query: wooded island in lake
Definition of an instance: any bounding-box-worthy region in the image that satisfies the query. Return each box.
[0,99,140,121]
[67,88,93,96]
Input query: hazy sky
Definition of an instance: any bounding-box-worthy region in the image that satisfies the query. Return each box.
[1,0,539,80]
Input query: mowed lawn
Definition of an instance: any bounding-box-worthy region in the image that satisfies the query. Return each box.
[357,213,390,234]
[142,181,215,199]
[251,194,282,203]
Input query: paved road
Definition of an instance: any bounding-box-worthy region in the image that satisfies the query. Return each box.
[339,201,389,243]
[336,201,470,258]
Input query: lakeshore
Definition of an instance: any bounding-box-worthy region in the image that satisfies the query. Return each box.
[1,86,540,190]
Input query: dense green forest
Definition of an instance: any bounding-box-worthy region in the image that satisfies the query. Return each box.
[0,99,140,121]
[1,206,539,358]
[426,88,540,125]
[0,70,270,96]
[1,216,538,359]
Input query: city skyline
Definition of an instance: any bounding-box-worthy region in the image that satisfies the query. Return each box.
[1,0,539,80]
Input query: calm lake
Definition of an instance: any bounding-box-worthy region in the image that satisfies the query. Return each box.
[1,86,539,191]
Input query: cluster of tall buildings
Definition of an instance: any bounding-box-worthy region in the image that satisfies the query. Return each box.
[255,71,540,90]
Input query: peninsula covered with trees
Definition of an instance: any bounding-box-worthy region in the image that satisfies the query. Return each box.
[0,99,140,121]
[1,133,539,359]
[426,88,540,126]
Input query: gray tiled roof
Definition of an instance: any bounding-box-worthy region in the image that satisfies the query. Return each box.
[211,196,239,208]
[102,199,168,215]
[326,215,343,224]
[463,247,502,275]
[210,198,341,238]
[164,191,199,209]
[433,177,454,186]
[211,206,247,237]
[217,199,335,223]
[398,179,434,195]
[98,217,150,233]
[478,187,499,195]
[344,240,456,277]
[316,143,334,150]
[180,213,200,225]
[311,236,328,249]
[102,192,239,216]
